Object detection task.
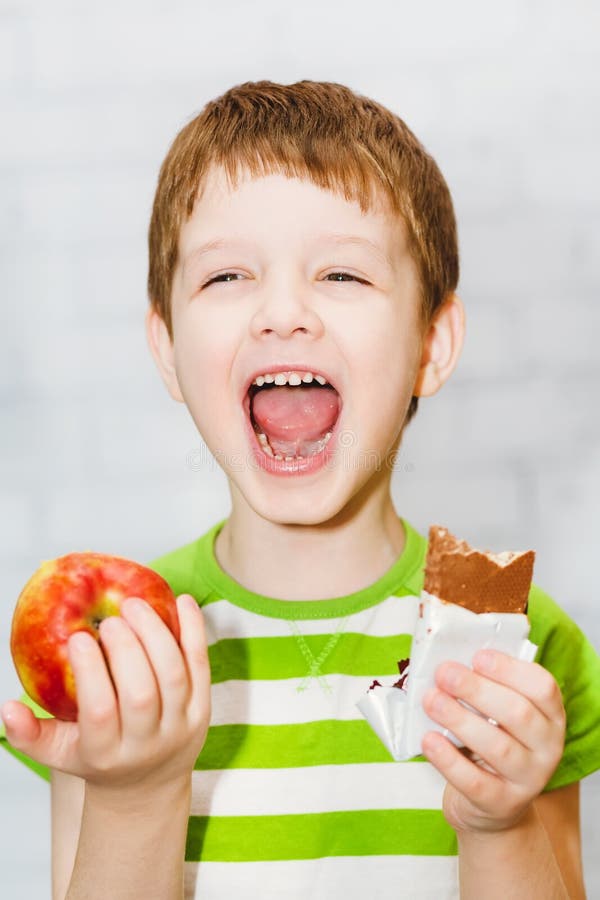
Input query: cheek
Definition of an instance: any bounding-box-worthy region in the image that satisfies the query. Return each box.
[351,332,422,445]
[171,317,246,452]
[174,308,234,381]
[172,331,226,419]
[358,319,421,394]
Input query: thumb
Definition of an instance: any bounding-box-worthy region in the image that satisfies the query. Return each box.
[1,700,79,773]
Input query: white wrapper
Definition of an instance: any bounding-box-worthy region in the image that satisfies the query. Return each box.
[357,591,538,761]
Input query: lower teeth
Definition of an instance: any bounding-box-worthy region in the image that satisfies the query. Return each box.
[256,431,333,459]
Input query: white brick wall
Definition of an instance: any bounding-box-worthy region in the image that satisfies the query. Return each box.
[1,1,598,895]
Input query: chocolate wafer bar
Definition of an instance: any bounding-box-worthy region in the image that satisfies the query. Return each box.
[357,525,539,760]
[424,525,535,614]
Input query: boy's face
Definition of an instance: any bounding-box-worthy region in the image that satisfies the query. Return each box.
[149,165,434,526]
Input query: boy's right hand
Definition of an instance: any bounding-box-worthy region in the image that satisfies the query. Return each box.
[1,593,211,794]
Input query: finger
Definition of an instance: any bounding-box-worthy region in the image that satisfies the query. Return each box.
[422,731,509,819]
[0,700,80,775]
[97,615,160,739]
[435,661,550,752]
[472,651,565,726]
[68,631,120,756]
[175,595,211,727]
[120,597,190,727]
[423,688,531,784]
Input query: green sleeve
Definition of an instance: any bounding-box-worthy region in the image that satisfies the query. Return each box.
[0,693,53,782]
[528,584,600,790]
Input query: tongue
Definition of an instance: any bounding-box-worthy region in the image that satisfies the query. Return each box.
[252,384,340,455]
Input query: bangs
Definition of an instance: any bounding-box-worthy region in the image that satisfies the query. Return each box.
[179,90,407,224]
[148,79,459,401]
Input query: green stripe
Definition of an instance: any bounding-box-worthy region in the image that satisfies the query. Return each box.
[0,738,51,783]
[209,633,412,683]
[197,720,426,769]
[186,808,457,861]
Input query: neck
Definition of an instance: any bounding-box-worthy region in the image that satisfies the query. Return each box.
[214,474,406,601]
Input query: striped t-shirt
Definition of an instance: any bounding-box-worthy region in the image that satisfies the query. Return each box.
[3,518,600,899]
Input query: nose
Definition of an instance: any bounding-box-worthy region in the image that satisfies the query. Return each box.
[249,275,325,340]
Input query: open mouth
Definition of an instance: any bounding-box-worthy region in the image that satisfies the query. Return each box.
[244,372,342,462]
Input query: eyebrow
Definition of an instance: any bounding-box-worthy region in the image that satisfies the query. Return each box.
[182,237,250,278]
[317,232,393,268]
[183,232,393,275]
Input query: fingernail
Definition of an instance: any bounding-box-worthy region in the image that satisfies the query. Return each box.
[69,631,95,651]
[474,650,495,672]
[440,663,461,689]
[0,704,14,728]
[123,597,146,614]
[98,616,121,635]
[424,688,447,715]
[422,731,445,755]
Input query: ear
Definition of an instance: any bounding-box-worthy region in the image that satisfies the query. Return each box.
[413,293,465,398]
[145,307,185,403]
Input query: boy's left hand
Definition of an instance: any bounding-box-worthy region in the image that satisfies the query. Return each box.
[421,649,566,834]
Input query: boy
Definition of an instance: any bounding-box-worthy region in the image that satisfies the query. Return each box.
[2,79,599,899]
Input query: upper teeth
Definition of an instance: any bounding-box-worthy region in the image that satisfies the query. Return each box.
[252,371,328,387]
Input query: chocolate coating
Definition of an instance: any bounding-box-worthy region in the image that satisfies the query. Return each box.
[423,525,534,614]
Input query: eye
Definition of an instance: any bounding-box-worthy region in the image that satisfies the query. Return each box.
[203,272,244,288]
[201,270,369,289]
[325,272,368,284]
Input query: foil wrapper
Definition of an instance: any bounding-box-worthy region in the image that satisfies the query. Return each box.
[357,591,538,761]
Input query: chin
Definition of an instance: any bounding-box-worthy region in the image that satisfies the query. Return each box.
[240,467,372,528]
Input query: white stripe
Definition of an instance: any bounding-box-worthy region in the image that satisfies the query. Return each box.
[204,594,419,643]
[184,855,459,900]
[210,674,393,726]
[190,761,446,817]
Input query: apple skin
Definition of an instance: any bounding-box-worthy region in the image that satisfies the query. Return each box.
[10,552,180,722]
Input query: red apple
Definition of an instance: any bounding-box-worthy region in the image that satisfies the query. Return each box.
[10,552,180,721]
